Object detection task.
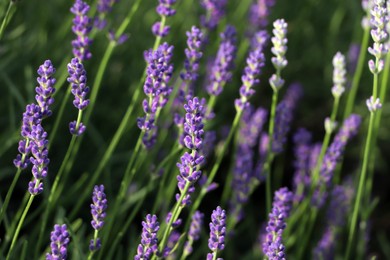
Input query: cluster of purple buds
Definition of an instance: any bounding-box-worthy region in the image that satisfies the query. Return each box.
[90,185,108,251]
[249,0,275,29]
[138,43,174,149]
[366,96,382,112]
[94,0,117,30]
[67,58,90,136]
[163,231,181,258]
[262,187,293,259]
[313,227,336,260]
[206,25,237,97]
[314,114,361,207]
[235,30,267,111]
[35,60,56,118]
[207,206,226,259]
[269,19,288,90]
[70,0,92,61]
[46,224,70,260]
[176,97,205,206]
[184,211,204,256]
[152,0,176,37]
[200,0,227,31]
[135,214,160,260]
[272,83,303,154]
[331,52,347,98]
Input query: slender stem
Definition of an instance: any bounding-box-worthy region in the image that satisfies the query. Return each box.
[49,90,71,150]
[265,89,279,214]
[345,112,375,259]
[343,29,370,119]
[296,209,318,259]
[0,1,14,40]
[0,168,22,225]
[87,230,99,260]
[212,252,217,260]
[6,194,34,260]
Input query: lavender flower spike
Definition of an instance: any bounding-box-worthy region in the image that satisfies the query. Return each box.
[269,19,288,90]
[262,187,293,259]
[152,0,176,37]
[207,25,237,97]
[46,224,70,260]
[67,58,90,136]
[249,0,275,29]
[331,52,347,98]
[367,0,388,74]
[90,184,108,252]
[207,206,226,260]
[94,0,117,30]
[71,0,92,61]
[235,31,267,111]
[184,211,204,256]
[36,60,56,118]
[135,214,160,260]
[200,0,227,31]
[29,122,50,196]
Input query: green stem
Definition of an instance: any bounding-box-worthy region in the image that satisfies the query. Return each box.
[343,29,370,119]
[212,251,217,260]
[6,194,34,260]
[0,168,22,225]
[296,209,317,259]
[0,1,14,40]
[88,230,99,260]
[345,112,375,259]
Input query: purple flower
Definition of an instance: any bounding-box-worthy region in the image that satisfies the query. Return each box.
[152,0,176,37]
[165,212,182,228]
[162,231,181,258]
[35,60,56,118]
[94,0,117,30]
[28,123,50,196]
[331,52,347,98]
[249,0,275,29]
[135,214,159,260]
[253,133,269,181]
[270,19,288,90]
[70,0,92,61]
[347,43,360,75]
[176,97,205,206]
[272,83,303,154]
[366,96,382,112]
[235,31,267,111]
[200,0,227,30]
[262,187,293,259]
[138,43,174,149]
[309,143,322,172]
[184,211,204,255]
[207,25,237,96]
[46,224,70,260]
[313,227,336,260]
[208,206,226,258]
[90,184,107,230]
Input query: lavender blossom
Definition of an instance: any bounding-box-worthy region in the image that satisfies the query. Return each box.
[138,43,174,149]
[206,25,237,96]
[207,206,226,259]
[200,0,227,30]
[184,211,204,255]
[35,60,56,118]
[262,187,293,259]
[28,123,49,196]
[94,0,117,30]
[269,19,288,90]
[309,143,322,172]
[152,0,176,37]
[361,0,372,29]
[89,185,107,251]
[46,224,70,260]
[253,133,269,181]
[313,227,336,260]
[331,52,347,98]
[71,0,92,61]
[348,44,360,75]
[135,214,160,260]
[272,83,303,154]
[163,231,181,258]
[235,31,267,111]
[176,97,205,206]
[67,58,90,136]
[249,0,275,29]
[366,96,382,112]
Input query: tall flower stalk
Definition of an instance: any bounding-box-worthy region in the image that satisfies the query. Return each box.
[346,0,388,258]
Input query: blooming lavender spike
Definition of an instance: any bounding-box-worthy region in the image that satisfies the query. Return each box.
[29,123,50,196]
[331,52,347,98]
[35,60,56,118]
[152,0,176,37]
[184,211,204,256]
[46,224,70,260]
[262,187,293,259]
[207,25,237,97]
[71,0,92,61]
[200,0,227,30]
[367,0,388,74]
[249,0,275,29]
[269,19,288,90]
[89,185,107,251]
[138,43,174,149]
[176,97,205,206]
[235,31,267,111]
[135,214,160,260]
[240,106,268,148]
[207,206,226,259]
[94,0,117,30]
